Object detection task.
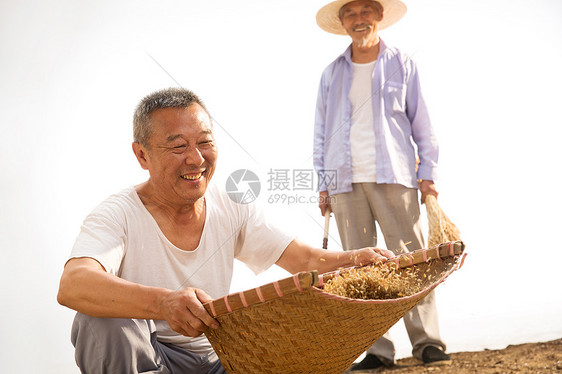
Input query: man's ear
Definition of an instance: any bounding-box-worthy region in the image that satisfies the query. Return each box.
[132,142,150,170]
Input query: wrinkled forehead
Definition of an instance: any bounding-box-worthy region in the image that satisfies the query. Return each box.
[150,105,214,138]
[154,104,211,125]
[339,0,381,16]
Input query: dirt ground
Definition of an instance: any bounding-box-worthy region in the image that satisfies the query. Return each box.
[349,339,562,373]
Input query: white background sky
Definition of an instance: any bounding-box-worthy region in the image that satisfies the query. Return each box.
[1,0,561,372]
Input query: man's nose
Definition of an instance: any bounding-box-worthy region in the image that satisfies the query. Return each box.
[184,146,204,165]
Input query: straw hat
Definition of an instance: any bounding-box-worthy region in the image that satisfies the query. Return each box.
[316,0,407,35]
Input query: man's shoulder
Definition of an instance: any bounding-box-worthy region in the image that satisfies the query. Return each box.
[322,45,351,71]
[321,57,339,75]
[102,187,139,207]
[381,42,415,65]
[88,186,142,219]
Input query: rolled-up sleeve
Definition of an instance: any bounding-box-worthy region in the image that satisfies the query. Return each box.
[313,73,329,191]
[406,59,439,181]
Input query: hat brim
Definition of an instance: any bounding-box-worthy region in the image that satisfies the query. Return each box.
[316,0,407,35]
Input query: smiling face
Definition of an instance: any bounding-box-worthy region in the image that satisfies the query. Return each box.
[339,0,383,46]
[134,104,217,205]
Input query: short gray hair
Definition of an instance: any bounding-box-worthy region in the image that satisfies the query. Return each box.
[133,87,209,147]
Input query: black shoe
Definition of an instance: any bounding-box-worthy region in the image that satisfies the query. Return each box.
[350,354,385,371]
[422,346,451,365]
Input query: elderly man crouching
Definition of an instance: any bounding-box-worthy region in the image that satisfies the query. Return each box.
[57,87,393,374]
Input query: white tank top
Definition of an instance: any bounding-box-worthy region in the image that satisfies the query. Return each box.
[349,60,377,183]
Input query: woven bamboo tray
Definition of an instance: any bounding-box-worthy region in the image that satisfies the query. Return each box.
[204,241,466,374]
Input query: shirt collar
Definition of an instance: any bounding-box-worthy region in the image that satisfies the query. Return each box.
[340,38,388,64]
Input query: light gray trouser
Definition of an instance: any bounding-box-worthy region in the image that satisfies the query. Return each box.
[331,183,446,364]
[71,312,226,374]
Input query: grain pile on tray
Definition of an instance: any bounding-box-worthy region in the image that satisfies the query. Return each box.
[323,260,452,300]
[323,264,419,299]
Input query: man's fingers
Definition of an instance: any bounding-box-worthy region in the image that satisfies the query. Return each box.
[192,289,219,329]
[182,289,219,330]
[180,308,211,336]
[174,322,202,338]
[167,311,204,337]
[162,288,220,337]
[374,247,395,259]
[361,247,394,265]
[319,192,331,216]
[194,288,214,304]
[170,303,217,337]
[353,248,389,266]
[319,200,327,216]
[371,255,388,264]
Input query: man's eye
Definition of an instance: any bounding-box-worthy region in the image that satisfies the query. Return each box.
[172,144,187,152]
[199,140,214,147]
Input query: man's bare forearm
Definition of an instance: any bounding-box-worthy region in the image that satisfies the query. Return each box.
[276,238,393,275]
[57,258,171,319]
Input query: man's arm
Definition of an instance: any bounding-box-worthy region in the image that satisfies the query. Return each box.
[314,72,331,216]
[275,238,394,275]
[405,58,439,185]
[318,190,331,216]
[419,179,438,204]
[57,257,219,337]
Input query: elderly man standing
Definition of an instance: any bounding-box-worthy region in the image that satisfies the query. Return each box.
[313,0,451,370]
[57,87,392,374]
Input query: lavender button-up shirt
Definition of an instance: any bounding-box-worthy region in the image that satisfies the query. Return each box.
[313,39,438,195]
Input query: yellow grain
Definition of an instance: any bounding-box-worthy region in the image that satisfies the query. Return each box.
[323,260,451,300]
